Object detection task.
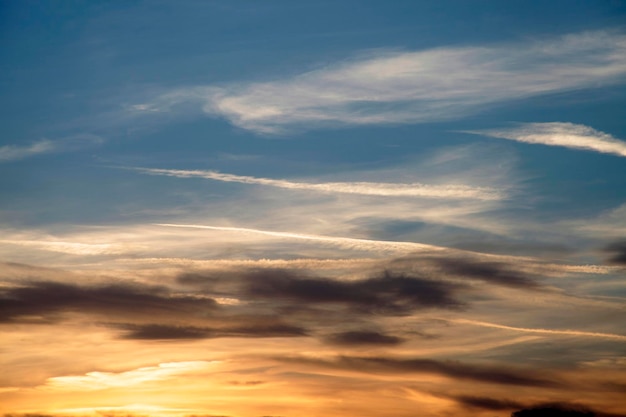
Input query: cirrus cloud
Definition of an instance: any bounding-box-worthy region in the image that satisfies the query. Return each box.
[133,167,503,200]
[131,30,626,134]
[466,123,626,157]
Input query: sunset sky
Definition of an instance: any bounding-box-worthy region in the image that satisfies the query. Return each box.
[1,1,626,416]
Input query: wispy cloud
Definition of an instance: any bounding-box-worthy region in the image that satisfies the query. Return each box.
[131,30,626,133]
[0,239,132,255]
[467,123,626,157]
[134,167,503,200]
[154,223,445,253]
[280,355,558,387]
[0,134,103,162]
[0,139,56,161]
[449,318,626,341]
[45,361,216,391]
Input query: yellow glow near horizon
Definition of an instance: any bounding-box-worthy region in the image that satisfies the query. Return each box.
[45,361,219,391]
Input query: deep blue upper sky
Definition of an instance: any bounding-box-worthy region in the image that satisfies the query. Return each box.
[1,0,625,256]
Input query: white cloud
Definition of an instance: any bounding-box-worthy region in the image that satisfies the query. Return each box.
[154,223,447,254]
[0,239,133,255]
[135,167,503,200]
[468,122,626,157]
[0,134,103,162]
[132,30,626,133]
[45,361,217,391]
[0,139,56,161]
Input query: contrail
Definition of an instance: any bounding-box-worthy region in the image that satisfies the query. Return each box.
[154,223,444,253]
[466,122,626,158]
[137,167,502,200]
[450,318,626,341]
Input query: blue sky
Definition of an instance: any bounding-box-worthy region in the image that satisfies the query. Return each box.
[1,1,626,417]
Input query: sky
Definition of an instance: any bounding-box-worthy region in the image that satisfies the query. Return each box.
[1,1,626,416]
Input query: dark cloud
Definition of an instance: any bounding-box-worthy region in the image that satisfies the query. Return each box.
[244,270,465,314]
[115,322,308,340]
[512,405,595,417]
[0,280,217,324]
[227,322,309,337]
[511,404,626,417]
[115,324,210,339]
[324,330,404,346]
[604,240,626,265]
[177,271,225,287]
[228,380,265,386]
[452,395,524,410]
[279,355,557,387]
[450,398,624,417]
[428,257,541,289]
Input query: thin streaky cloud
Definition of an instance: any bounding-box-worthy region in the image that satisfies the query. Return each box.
[154,223,443,253]
[0,135,103,162]
[132,30,626,133]
[467,122,626,157]
[135,167,503,200]
[114,257,380,269]
[0,239,131,255]
[118,257,615,275]
[0,139,56,161]
[449,318,626,341]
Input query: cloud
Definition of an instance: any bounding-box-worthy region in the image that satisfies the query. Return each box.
[131,30,626,133]
[0,139,56,161]
[323,330,405,346]
[115,323,308,340]
[467,123,626,157]
[512,404,596,417]
[451,398,622,417]
[45,361,216,391]
[447,319,626,341]
[0,134,103,162]
[451,395,524,410]
[280,355,558,387]
[427,256,542,289]
[242,269,465,314]
[116,324,210,339]
[0,281,218,324]
[0,239,132,255]
[133,167,503,200]
[571,203,626,238]
[604,240,626,265]
[154,223,446,254]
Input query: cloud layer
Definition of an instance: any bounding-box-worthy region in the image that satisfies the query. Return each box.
[132,30,626,133]
[2,254,625,416]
